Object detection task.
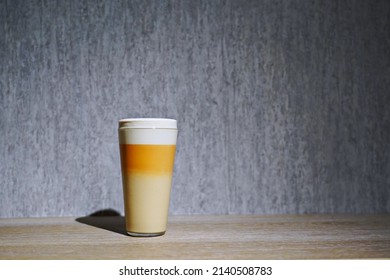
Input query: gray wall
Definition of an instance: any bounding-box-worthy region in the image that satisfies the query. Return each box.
[1,0,389,217]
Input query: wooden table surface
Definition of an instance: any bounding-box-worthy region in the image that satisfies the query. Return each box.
[0,215,389,259]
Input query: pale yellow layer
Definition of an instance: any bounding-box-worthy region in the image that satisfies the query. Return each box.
[122,172,173,234]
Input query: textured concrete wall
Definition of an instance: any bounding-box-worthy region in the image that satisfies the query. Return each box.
[1,0,389,217]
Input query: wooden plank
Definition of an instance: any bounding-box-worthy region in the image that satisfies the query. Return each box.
[0,215,389,259]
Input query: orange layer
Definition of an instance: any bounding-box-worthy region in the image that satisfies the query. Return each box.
[120,144,176,174]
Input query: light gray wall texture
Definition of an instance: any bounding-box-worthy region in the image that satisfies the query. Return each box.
[1,0,389,217]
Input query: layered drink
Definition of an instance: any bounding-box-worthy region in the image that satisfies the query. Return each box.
[118,118,178,237]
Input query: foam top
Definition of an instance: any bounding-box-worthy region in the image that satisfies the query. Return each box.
[119,118,177,129]
[118,118,178,145]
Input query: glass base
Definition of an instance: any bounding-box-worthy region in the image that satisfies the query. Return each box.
[127,231,165,237]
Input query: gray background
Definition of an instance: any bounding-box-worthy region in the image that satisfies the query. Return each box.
[1,0,389,218]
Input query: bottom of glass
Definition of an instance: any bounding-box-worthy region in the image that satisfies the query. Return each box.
[127,231,166,237]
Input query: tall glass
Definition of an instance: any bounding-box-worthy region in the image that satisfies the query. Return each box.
[118,118,178,237]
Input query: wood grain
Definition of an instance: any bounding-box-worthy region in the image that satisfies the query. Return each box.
[1,215,389,259]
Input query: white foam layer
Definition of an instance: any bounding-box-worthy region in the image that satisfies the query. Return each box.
[119,127,177,145]
[119,118,177,129]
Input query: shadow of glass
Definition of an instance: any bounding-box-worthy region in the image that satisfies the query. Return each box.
[75,209,128,236]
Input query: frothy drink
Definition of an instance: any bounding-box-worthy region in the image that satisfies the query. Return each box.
[118,118,177,237]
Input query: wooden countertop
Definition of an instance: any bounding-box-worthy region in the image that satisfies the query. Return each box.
[0,215,389,259]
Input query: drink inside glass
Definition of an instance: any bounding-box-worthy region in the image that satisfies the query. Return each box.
[118,118,177,237]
